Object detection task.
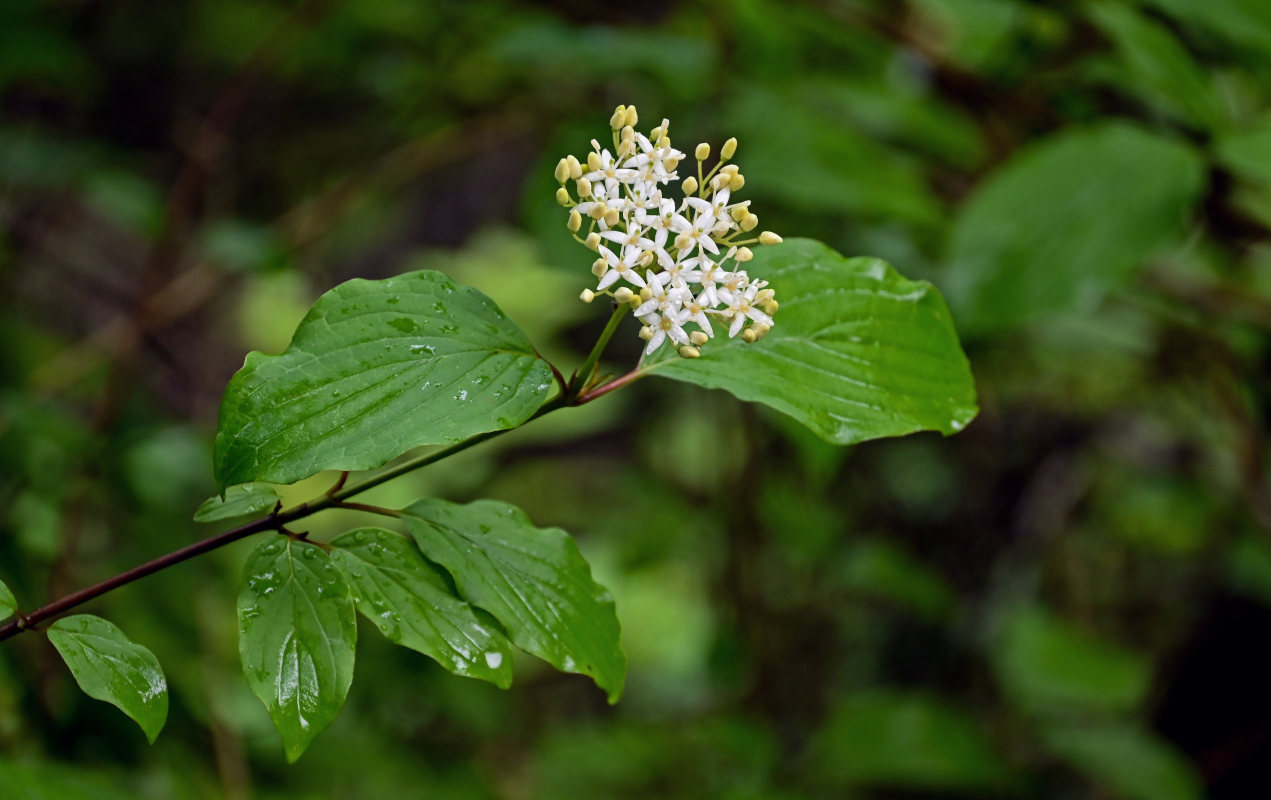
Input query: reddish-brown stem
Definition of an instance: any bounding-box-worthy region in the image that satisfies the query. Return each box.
[575,368,646,404]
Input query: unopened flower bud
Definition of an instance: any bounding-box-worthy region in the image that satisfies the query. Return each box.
[610,105,627,129]
[660,139,674,153]
[624,107,639,127]
[735,247,754,262]
[580,289,595,303]
[587,151,602,172]
[617,139,634,158]
[678,345,701,359]
[555,187,571,206]
[566,155,582,180]
[585,232,601,250]
[682,176,698,195]
[621,125,635,141]
[763,300,779,315]
[638,251,654,267]
[603,208,619,227]
[554,158,570,183]
[689,331,709,346]
[741,212,759,231]
[591,259,608,277]
[721,164,740,177]
[712,174,731,190]
[759,231,783,246]
[756,288,775,305]
[730,173,745,190]
[567,210,582,232]
[741,328,758,343]
[640,286,654,301]
[613,287,634,303]
[639,326,654,341]
[695,142,710,161]
[721,137,737,160]
[577,178,592,198]
[753,322,771,338]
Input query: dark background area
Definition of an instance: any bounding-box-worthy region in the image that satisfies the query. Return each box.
[2,0,1271,797]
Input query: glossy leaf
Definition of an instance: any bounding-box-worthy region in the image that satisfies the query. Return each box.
[0,578,14,619]
[810,691,1010,791]
[330,528,513,687]
[944,124,1205,332]
[47,614,168,744]
[1045,724,1203,800]
[647,238,977,445]
[403,498,625,702]
[193,482,280,523]
[214,269,554,489]
[1145,0,1271,58]
[238,536,356,762]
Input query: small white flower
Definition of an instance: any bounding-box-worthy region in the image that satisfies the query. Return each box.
[595,244,648,290]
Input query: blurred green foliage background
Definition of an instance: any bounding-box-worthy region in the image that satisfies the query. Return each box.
[3,0,1271,797]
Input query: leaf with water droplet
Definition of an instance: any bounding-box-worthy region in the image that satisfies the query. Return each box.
[238,537,356,762]
[193,482,280,523]
[48,614,168,744]
[214,270,554,489]
[403,498,625,702]
[330,528,513,688]
[644,239,977,445]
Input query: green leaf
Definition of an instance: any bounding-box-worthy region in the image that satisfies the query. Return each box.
[193,482,280,523]
[1145,0,1271,59]
[1216,116,1271,185]
[0,578,14,619]
[238,536,356,762]
[1087,3,1225,130]
[646,238,977,445]
[993,607,1150,715]
[944,124,1205,332]
[1044,724,1204,800]
[810,691,1010,791]
[403,498,625,702]
[330,528,513,687]
[46,614,168,744]
[214,270,554,489]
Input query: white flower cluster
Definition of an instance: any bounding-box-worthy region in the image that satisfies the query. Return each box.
[555,104,782,358]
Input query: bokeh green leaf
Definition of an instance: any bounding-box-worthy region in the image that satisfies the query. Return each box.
[1044,724,1204,800]
[647,238,978,445]
[944,124,1205,332]
[47,615,168,744]
[237,536,356,762]
[330,527,514,688]
[214,270,554,489]
[403,498,625,702]
[0,578,14,619]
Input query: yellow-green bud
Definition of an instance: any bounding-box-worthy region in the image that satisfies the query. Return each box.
[721,164,739,177]
[721,137,737,160]
[610,105,627,129]
[682,176,698,195]
[659,136,672,150]
[587,151,602,172]
[730,173,745,190]
[585,232,601,250]
[617,139,634,158]
[554,158,570,183]
[735,246,754,262]
[741,328,758,343]
[639,326,654,341]
[603,208,619,227]
[689,331,709,346]
[567,210,582,232]
[712,174,730,191]
[577,177,592,198]
[613,287,634,304]
[640,286,654,301]
[624,106,639,127]
[580,289,595,303]
[755,288,775,305]
[695,142,710,161]
[638,251,654,267]
[678,345,701,359]
[591,258,608,277]
[566,155,582,180]
[759,231,783,246]
[753,322,771,338]
[555,187,571,206]
[650,125,664,141]
[621,125,635,142]
[763,300,779,315]
[741,212,759,231]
